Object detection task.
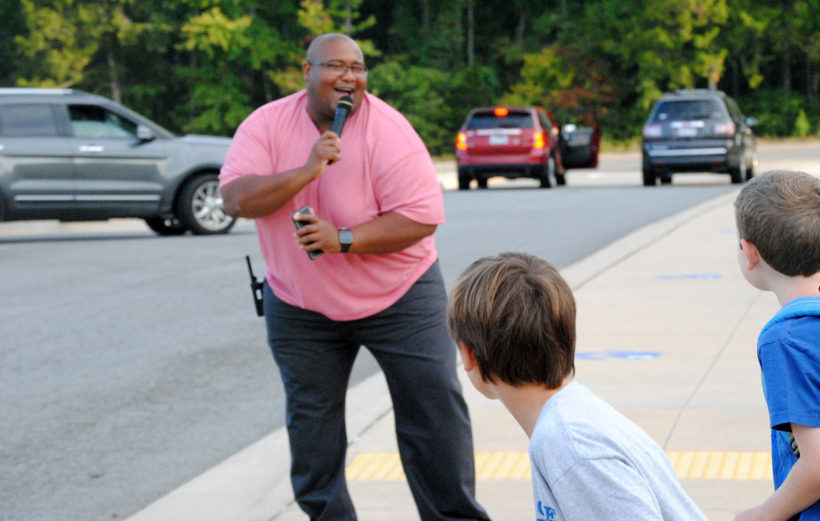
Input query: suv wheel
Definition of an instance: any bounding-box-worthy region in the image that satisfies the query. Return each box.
[730,152,747,184]
[177,174,236,235]
[145,217,187,236]
[642,155,657,186]
[747,150,758,180]
[539,155,557,188]
[457,167,471,190]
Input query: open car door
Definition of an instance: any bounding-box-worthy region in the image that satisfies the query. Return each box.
[559,108,601,169]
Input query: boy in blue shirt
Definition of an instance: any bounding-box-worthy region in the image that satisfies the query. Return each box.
[734,170,820,521]
[447,252,707,521]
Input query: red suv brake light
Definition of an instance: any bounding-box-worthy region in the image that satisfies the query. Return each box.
[456,132,468,151]
[533,131,545,149]
[494,107,509,117]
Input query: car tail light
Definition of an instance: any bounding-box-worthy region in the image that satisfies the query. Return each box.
[494,107,509,117]
[714,121,735,135]
[533,131,545,149]
[456,132,468,151]
[643,124,662,138]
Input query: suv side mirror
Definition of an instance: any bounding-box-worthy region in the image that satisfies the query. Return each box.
[137,124,156,142]
[746,116,758,127]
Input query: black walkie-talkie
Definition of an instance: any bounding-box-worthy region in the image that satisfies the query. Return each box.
[245,255,265,317]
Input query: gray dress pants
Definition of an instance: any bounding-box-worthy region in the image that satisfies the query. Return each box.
[263,261,489,521]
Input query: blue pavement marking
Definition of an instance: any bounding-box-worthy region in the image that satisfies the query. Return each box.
[576,350,662,361]
[655,274,722,280]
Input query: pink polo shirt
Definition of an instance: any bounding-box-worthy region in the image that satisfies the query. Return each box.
[219,91,444,321]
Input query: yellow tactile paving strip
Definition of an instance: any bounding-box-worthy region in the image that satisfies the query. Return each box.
[345,451,773,481]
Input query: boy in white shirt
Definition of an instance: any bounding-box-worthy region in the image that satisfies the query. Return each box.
[447,252,708,521]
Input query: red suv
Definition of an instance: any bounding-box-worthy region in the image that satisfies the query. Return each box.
[455,106,600,190]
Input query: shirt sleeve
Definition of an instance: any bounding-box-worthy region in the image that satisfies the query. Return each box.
[371,149,444,226]
[760,338,820,431]
[551,458,663,521]
[218,113,275,188]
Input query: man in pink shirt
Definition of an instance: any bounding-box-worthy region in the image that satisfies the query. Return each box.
[219,33,489,521]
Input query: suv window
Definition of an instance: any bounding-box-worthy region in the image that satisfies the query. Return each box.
[466,111,533,130]
[69,104,138,139]
[0,104,59,137]
[651,99,724,122]
[725,98,743,121]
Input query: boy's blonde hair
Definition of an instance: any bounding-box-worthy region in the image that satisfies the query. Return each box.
[734,170,820,277]
[447,252,575,388]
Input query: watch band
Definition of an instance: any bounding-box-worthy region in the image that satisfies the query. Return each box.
[338,227,353,253]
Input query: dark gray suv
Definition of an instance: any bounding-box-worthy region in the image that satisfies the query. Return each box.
[0,88,235,235]
[641,89,758,186]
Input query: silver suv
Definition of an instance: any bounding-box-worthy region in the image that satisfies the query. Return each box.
[0,88,235,235]
[641,89,758,186]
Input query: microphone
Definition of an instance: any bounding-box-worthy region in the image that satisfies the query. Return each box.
[328,96,353,166]
[331,95,354,137]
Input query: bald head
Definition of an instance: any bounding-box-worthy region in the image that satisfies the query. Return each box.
[306,33,361,61]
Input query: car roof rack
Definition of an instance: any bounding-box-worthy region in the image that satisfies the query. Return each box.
[0,87,87,96]
[668,88,724,97]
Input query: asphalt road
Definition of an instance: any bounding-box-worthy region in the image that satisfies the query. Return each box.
[1,141,817,521]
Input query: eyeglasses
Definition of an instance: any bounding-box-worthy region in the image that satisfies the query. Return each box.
[307,61,368,78]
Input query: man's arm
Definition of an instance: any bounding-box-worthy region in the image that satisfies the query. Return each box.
[220,131,341,218]
[734,424,820,521]
[294,211,436,255]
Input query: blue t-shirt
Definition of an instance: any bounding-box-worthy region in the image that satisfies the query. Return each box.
[758,297,820,520]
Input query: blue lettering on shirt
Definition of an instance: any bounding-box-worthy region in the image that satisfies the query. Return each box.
[537,500,557,521]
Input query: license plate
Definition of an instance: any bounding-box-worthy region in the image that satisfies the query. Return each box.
[677,128,697,137]
[489,135,509,145]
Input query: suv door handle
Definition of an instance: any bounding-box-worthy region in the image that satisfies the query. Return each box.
[79,145,104,153]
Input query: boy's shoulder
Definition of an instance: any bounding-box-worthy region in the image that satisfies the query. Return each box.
[760,297,820,344]
[530,382,659,475]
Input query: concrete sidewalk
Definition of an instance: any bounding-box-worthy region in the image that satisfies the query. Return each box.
[125,187,781,521]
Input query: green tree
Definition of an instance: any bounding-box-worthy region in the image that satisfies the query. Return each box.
[14,0,143,100]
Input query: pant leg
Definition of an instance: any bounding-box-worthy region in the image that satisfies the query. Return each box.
[264,285,360,521]
[352,262,491,521]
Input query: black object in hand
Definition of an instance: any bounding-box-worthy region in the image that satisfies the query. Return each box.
[292,205,323,260]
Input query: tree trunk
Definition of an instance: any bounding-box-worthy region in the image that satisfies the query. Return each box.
[344,0,352,35]
[466,0,474,67]
[106,35,121,104]
[730,58,740,97]
[421,0,430,31]
[782,43,791,90]
[516,11,525,47]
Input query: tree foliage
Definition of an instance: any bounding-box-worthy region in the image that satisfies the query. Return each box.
[6,0,819,149]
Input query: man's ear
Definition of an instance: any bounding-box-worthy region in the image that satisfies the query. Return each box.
[458,341,477,371]
[740,239,762,270]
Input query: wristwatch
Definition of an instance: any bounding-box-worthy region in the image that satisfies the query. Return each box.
[338,227,353,253]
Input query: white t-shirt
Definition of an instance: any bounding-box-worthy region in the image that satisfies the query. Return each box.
[529,381,707,521]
